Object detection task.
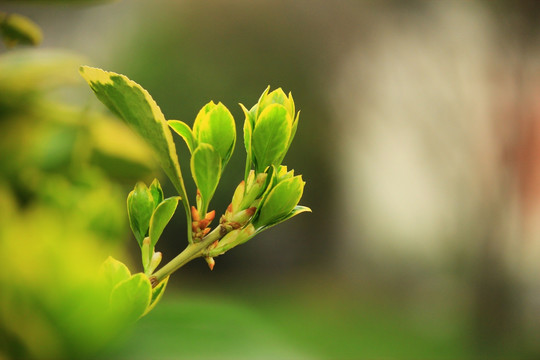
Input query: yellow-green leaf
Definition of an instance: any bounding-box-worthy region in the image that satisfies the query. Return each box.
[149,178,164,209]
[149,197,179,248]
[190,144,221,215]
[127,182,154,247]
[168,120,196,153]
[241,103,254,181]
[251,104,292,173]
[193,102,236,168]
[256,205,311,233]
[255,175,305,228]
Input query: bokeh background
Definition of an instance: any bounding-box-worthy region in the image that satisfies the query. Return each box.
[2,0,540,359]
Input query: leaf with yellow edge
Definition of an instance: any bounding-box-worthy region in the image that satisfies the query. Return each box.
[168,120,196,153]
[79,66,192,238]
[191,143,221,215]
[149,196,179,248]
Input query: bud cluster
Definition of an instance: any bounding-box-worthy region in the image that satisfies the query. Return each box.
[191,206,215,241]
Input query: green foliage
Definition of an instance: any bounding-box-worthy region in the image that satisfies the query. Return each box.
[168,120,196,153]
[149,196,180,248]
[191,143,221,215]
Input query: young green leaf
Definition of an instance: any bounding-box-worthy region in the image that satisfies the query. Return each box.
[141,238,151,271]
[241,104,254,181]
[168,120,196,153]
[256,205,311,233]
[110,273,152,322]
[254,175,305,228]
[149,179,163,209]
[192,101,215,136]
[251,104,292,173]
[127,182,155,247]
[149,196,180,248]
[79,66,192,238]
[193,102,236,168]
[257,88,291,118]
[190,144,221,215]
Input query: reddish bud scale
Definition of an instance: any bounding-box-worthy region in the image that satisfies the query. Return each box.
[205,210,216,222]
[198,219,210,229]
[191,206,200,221]
[192,208,215,241]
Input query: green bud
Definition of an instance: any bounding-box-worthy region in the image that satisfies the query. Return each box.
[209,224,256,256]
[141,237,151,272]
[274,165,294,186]
[149,179,164,209]
[230,207,256,227]
[255,175,305,228]
[256,87,295,121]
[230,180,246,214]
[241,87,300,174]
[147,251,162,275]
[239,171,267,210]
[192,101,236,168]
[127,182,155,247]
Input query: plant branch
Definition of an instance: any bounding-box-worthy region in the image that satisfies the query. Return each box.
[150,224,225,286]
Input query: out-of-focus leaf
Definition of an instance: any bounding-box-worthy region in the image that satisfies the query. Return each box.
[88,117,156,180]
[110,273,152,322]
[100,256,131,292]
[149,197,179,248]
[190,143,221,214]
[168,120,196,153]
[251,104,292,173]
[255,175,305,228]
[79,66,191,236]
[0,12,43,48]
[0,50,84,97]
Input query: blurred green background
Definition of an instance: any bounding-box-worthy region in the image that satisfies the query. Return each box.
[2,0,540,359]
